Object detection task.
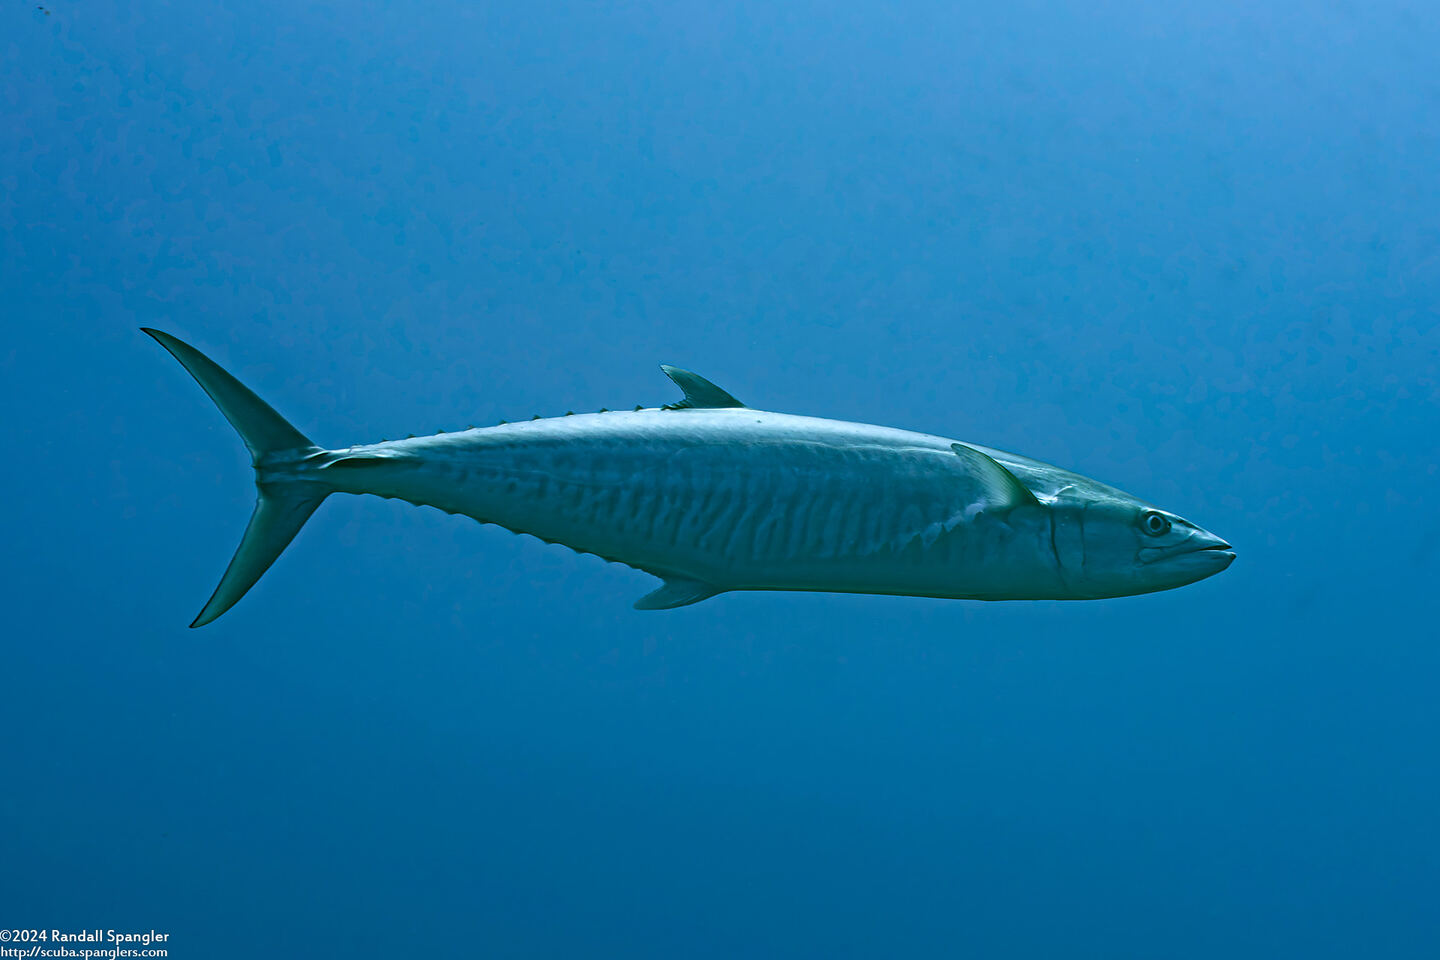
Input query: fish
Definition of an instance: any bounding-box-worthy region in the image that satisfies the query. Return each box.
[143,329,1235,627]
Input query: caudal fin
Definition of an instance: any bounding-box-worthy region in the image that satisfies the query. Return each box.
[143,329,327,627]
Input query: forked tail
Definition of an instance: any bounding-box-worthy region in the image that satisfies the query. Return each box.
[143,329,328,627]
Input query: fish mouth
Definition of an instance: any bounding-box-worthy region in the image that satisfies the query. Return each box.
[1135,534,1236,591]
[1140,537,1236,567]
[1201,547,1235,569]
[1176,539,1236,571]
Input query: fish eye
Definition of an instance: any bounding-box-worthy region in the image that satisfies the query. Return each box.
[1142,511,1171,537]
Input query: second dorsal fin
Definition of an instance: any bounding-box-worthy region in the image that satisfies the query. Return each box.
[660,364,746,409]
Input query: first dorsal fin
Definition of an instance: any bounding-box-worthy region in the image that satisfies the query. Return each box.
[660,364,745,409]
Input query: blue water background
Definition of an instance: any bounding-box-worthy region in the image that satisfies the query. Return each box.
[3,1,1438,956]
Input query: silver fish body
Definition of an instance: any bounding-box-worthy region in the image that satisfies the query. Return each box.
[145,330,1234,625]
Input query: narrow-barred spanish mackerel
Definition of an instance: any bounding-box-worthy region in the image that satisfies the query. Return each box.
[144,329,1234,627]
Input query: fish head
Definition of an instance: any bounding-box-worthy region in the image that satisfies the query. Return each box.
[1055,497,1235,598]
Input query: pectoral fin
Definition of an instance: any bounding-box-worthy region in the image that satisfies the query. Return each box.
[950,443,1042,509]
[633,577,723,610]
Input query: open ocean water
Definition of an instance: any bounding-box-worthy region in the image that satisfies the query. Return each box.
[3,1,1438,957]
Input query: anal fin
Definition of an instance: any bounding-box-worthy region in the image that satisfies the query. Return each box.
[633,577,723,610]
